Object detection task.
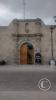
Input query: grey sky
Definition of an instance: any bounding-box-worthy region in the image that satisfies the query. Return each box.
[0,0,56,25]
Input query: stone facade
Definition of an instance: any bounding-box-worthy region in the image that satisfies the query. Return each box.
[0,18,56,65]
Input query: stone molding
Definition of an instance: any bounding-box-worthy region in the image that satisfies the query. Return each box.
[12,33,43,37]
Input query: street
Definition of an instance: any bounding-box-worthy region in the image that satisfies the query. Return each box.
[0,65,56,100]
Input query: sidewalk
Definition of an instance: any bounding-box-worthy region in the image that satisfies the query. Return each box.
[0,65,56,72]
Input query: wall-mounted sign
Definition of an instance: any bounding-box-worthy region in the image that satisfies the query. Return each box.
[35,53,42,64]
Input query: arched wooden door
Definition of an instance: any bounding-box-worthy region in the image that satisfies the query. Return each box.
[20,43,34,64]
[20,43,28,64]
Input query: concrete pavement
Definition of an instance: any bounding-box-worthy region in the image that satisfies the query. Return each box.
[0,64,56,72]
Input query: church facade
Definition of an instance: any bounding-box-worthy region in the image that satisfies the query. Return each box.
[0,18,56,65]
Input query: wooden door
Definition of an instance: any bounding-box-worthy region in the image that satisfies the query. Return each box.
[20,44,28,64]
